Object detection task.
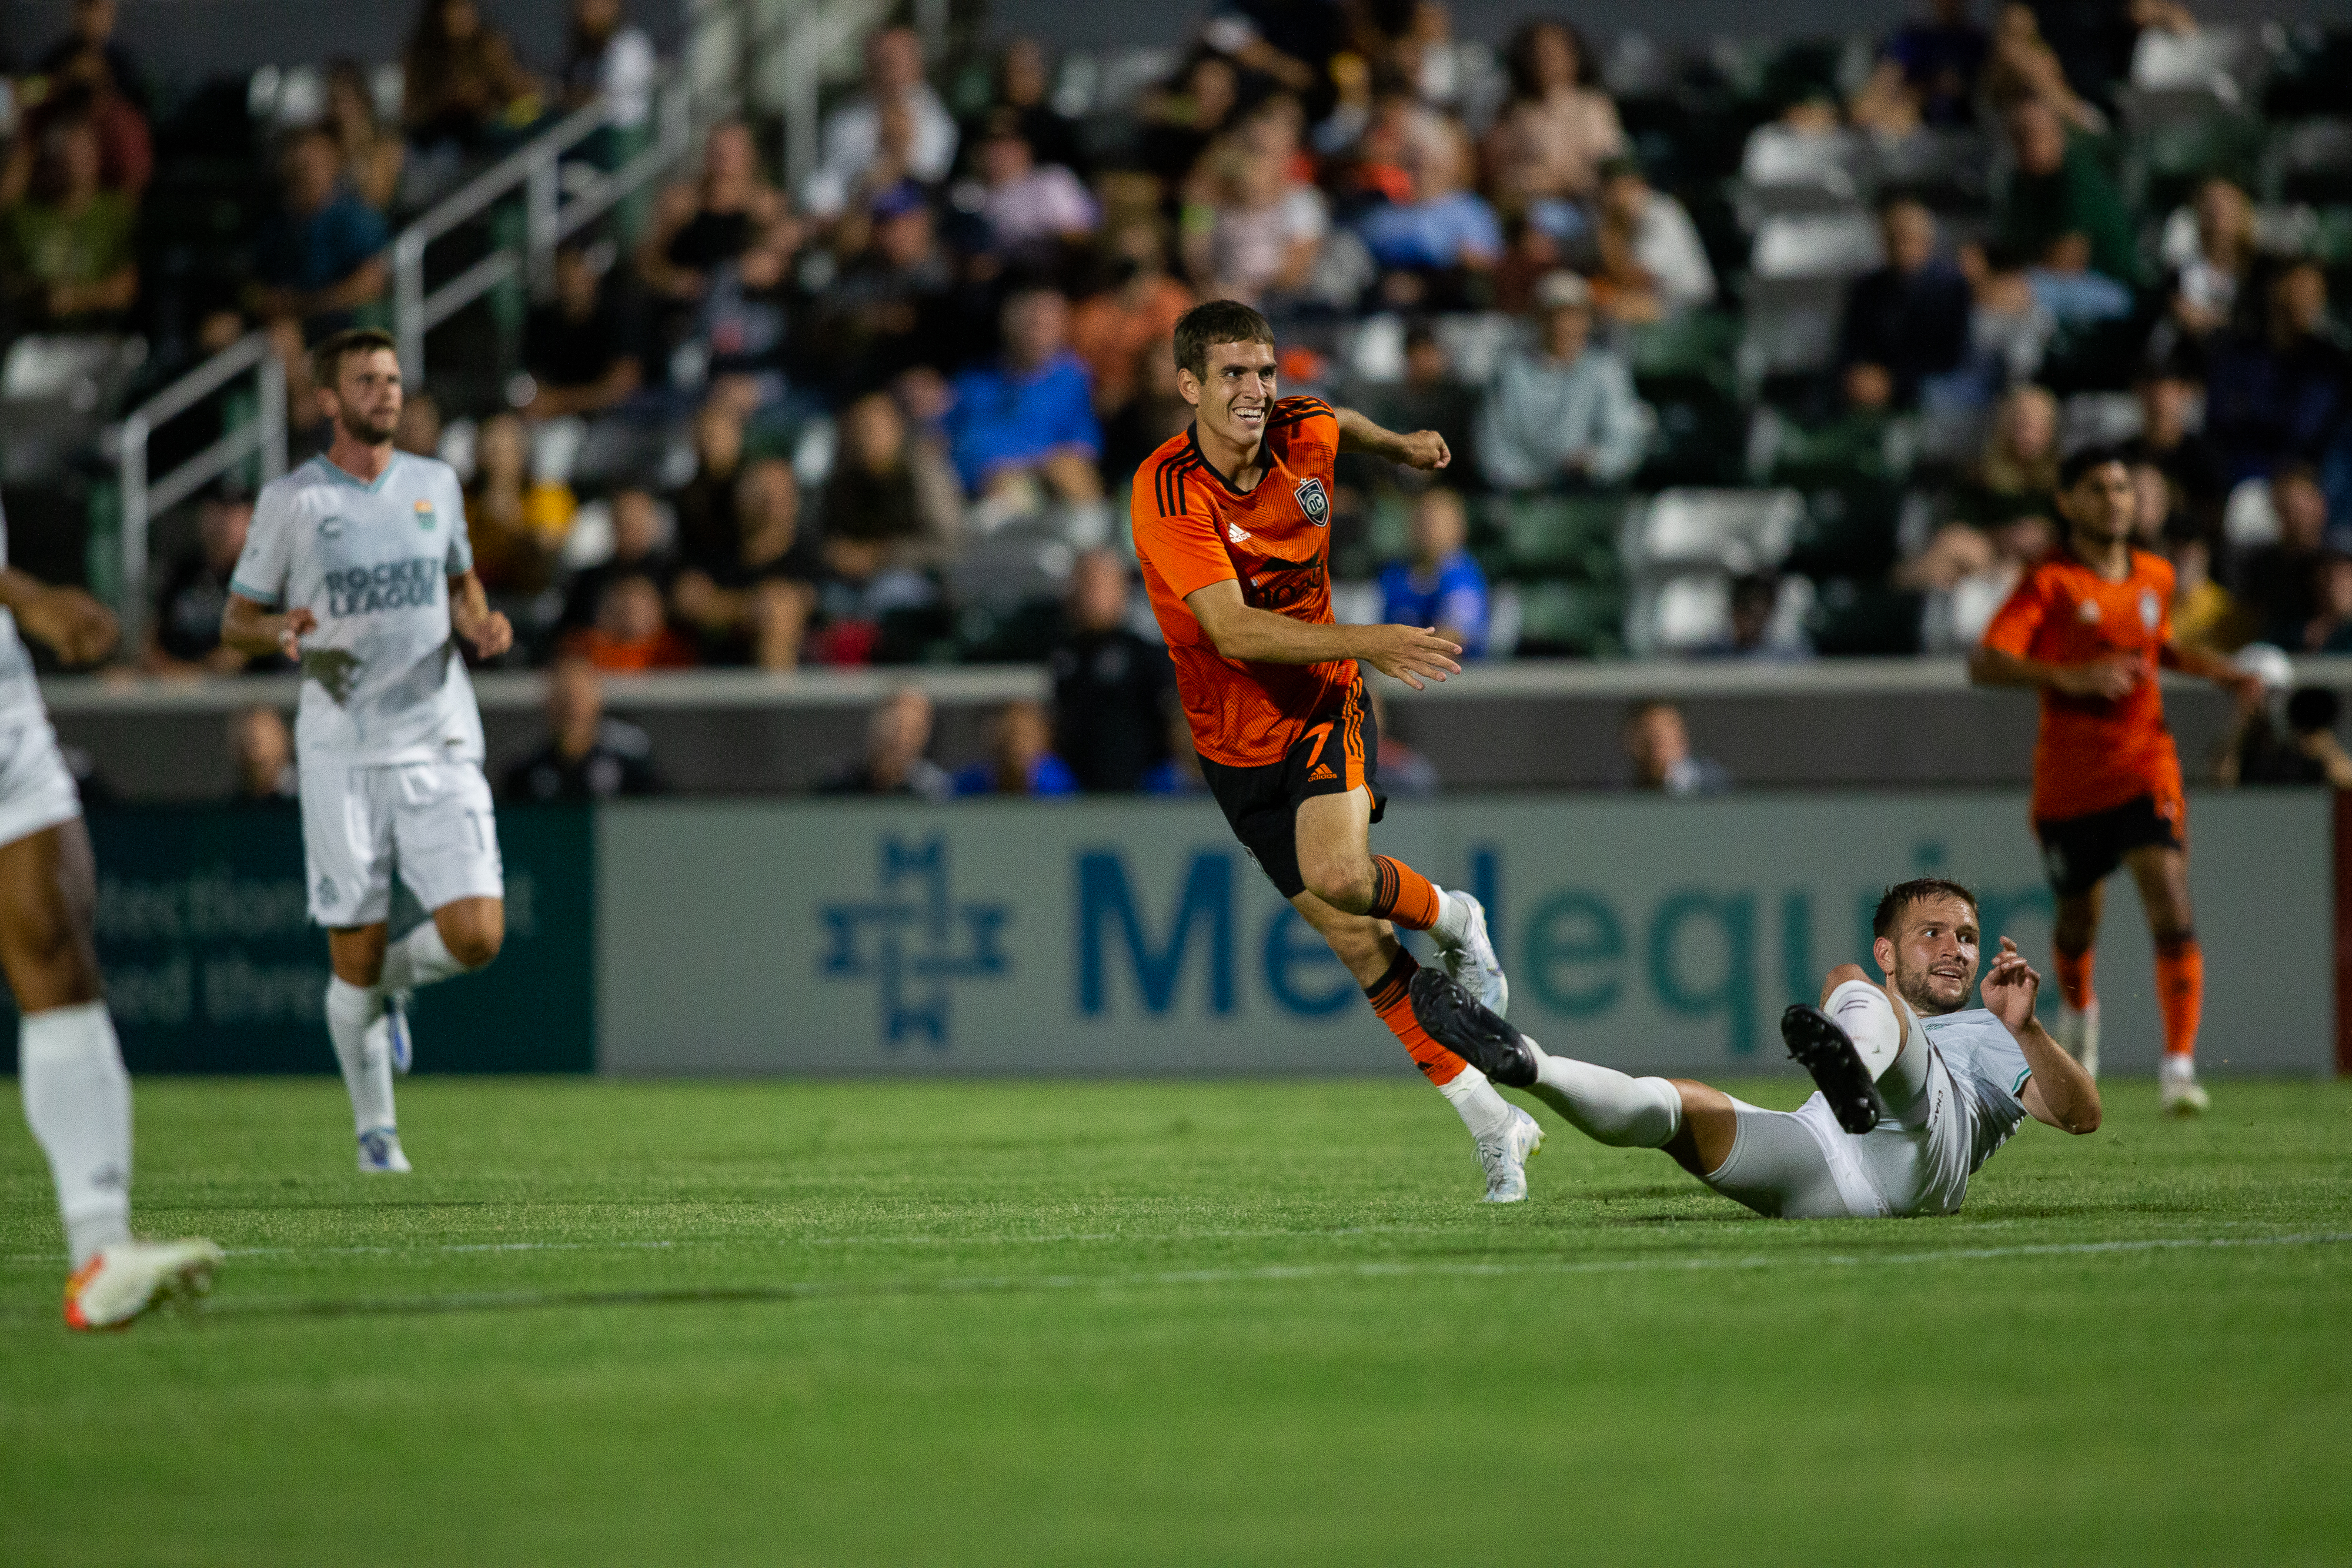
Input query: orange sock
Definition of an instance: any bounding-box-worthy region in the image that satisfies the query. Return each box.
[2053,946,2096,1012]
[2156,937,2203,1061]
[1364,950,1466,1086]
[1368,856,1440,930]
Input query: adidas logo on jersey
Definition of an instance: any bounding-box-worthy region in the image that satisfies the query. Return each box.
[1308,763,1338,781]
[1228,522,1252,544]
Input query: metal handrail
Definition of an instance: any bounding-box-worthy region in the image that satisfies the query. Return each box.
[112,68,693,638]
[392,70,694,379]
[115,330,287,651]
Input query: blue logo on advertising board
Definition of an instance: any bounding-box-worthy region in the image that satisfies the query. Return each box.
[820,835,1011,1046]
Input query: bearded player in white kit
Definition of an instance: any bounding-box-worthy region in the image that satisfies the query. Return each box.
[1413,878,2103,1219]
[0,497,226,1326]
[222,329,512,1173]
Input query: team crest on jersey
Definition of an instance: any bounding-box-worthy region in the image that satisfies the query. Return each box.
[415,500,437,531]
[1294,475,1330,526]
[2077,599,2101,623]
[2139,589,2160,630]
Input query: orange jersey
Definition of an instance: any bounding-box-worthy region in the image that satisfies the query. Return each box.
[1980,547,2183,822]
[1131,397,1352,768]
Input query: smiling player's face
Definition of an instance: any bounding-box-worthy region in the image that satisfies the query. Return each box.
[1181,340,1278,452]
[1877,895,1981,1017]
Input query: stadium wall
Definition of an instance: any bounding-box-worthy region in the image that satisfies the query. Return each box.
[0,793,2328,1078]
[592,792,2336,1079]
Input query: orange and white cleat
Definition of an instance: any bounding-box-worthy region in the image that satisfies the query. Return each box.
[63,1239,225,1330]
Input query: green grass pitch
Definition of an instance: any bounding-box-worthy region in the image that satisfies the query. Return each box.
[4,1074,2350,1566]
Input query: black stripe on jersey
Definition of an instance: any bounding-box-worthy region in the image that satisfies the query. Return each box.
[1171,453,1206,514]
[1266,396,1334,429]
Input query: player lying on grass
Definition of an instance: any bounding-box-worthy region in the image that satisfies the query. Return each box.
[1408,877,2102,1219]
[1,498,222,1327]
[1131,299,1531,1202]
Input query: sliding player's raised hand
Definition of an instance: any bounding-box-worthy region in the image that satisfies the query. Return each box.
[1359,624,1462,690]
[1980,937,2040,1035]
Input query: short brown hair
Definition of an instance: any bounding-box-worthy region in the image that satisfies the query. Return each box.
[1872,878,1979,940]
[310,327,399,394]
[1172,299,1275,379]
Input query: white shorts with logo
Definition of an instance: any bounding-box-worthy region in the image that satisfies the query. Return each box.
[300,758,503,927]
[0,714,84,850]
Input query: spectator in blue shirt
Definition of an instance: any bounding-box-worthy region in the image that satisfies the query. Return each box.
[953,700,1079,797]
[940,287,1104,505]
[247,126,390,342]
[1377,486,1489,657]
[1850,0,1990,132]
[1355,117,1500,309]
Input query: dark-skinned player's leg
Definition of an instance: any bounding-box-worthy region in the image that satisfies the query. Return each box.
[2,818,222,1324]
[2124,843,2209,1113]
[1290,791,1539,1201]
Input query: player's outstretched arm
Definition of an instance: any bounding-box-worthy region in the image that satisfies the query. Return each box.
[2161,636,2266,703]
[0,567,117,666]
[1968,644,2138,700]
[448,570,514,660]
[1334,406,1449,473]
[1183,580,1461,688]
[1983,937,2102,1134]
[221,593,314,663]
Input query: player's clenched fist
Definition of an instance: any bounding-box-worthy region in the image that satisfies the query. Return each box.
[16,585,119,666]
[1396,430,1451,471]
[277,607,319,661]
[1358,623,1462,690]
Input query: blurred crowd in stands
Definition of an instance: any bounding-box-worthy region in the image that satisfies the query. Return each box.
[5,0,2352,795]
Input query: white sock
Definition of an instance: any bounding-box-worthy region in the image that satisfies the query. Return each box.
[325,978,395,1135]
[378,921,465,994]
[1429,888,1474,949]
[1526,1042,1683,1148]
[1435,1063,1516,1141]
[21,1002,133,1269]
[1825,979,1932,1128]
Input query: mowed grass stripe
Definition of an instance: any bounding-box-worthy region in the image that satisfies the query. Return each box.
[1,1227,2334,1326]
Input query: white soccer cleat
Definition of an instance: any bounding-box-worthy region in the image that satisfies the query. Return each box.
[64,1238,225,1330]
[358,1126,412,1173]
[384,992,413,1076]
[1437,891,1509,1018]
[2056,999,2100,1079]
[1475,1105,1544,1204]
[2159,1056,2209,1117]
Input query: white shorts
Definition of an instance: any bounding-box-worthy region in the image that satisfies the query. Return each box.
[300,758,503,928]
[1704,1049,1972,1220]
[0,716,83,850]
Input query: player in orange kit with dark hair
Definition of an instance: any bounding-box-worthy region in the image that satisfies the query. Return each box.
[1971,444,2263,1114]
[1132,299,1540,1201]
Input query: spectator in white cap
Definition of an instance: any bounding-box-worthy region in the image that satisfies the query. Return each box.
[1477,269,1649,492]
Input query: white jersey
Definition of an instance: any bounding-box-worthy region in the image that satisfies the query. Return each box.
[1846,1007,2035,1216]
[233,452,484,767]
[0,496,49,727]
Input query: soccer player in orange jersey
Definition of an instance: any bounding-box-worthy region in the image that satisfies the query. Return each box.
[1972,444,2263,1114]
[1131,299,1539,1201]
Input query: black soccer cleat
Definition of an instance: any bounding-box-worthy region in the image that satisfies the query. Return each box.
[1780,1004,1885,1135]
[1410,967,1538,1088]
